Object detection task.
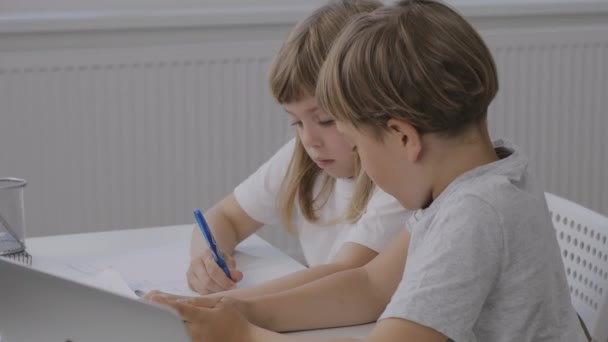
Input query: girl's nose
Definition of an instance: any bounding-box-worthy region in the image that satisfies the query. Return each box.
[299,126,323,149]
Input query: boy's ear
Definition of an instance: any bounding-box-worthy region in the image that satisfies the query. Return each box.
[386,118,422,162]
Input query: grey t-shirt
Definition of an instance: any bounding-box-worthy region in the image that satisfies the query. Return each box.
[380,140,586,342]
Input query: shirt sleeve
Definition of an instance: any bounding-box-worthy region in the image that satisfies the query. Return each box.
[233,139,295,225]
[340,188,411,253]
[380,195,504,342]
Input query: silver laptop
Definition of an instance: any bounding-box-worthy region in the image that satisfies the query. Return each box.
[0,258,191,342]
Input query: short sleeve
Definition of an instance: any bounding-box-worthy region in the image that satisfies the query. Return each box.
[339,188,410,253]
[233,139,295,225]
[380,195,504,342]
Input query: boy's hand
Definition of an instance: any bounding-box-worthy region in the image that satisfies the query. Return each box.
[187,249,243,294]
[150,294,255,342]
[142,290,192,302]
[145,291,255,325]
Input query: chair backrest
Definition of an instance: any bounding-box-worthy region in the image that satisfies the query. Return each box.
[546,192,608,342]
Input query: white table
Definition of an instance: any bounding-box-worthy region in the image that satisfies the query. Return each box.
[26,225,374,338]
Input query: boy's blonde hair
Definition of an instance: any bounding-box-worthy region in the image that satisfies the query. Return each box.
[269,0,382,233]
[317,0,498,139]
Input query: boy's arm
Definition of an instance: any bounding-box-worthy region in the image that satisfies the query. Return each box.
[157,228,450,342]
[155,261,450,342]
[208,242,378,301]
[249,319,448,342]
[217,183,410,302]
[244,228,411,332]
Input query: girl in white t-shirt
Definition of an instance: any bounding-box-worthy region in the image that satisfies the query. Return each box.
[186,0,409,297]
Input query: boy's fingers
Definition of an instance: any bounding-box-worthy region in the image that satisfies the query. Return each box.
[147,293,174,305]
[173,301,210,322]
[142,290,164,301]
[145,290,188,301]
[146,292,197,306]
[183,296,222,308]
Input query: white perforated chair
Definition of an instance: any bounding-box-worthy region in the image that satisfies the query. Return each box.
[546,192,608,342]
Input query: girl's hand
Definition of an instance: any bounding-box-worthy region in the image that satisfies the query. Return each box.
[149,294,255,342]
[187,248,244,294]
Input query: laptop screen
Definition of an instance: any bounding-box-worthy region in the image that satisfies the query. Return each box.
[0,258,190,342]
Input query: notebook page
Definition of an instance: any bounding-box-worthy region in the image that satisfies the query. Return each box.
[33,236,306,297]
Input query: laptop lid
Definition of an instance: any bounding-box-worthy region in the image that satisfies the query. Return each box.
[0,258,191,342]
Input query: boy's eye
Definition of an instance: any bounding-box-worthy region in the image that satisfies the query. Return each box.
[319,119,335,127]
[352,145,357,152]
[290,121,303,127]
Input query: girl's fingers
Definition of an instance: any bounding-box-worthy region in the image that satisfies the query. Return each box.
[230,269,243,282]
[224,253,237,269]
[202,254,236,291]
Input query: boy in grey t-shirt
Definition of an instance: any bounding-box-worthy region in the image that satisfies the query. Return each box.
[380,140,586,341]
[313,0,586,340]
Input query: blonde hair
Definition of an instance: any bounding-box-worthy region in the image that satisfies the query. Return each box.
[269,0,382,233]
[317,0,499,139]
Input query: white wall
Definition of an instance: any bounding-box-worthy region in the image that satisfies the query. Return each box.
[0,0,329,12]
[2,1,606,33]
[1,0,603,11]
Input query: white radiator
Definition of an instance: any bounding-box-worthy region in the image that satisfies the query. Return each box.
[0,13,607,261]
[485,27,608,219]
[0,42,291,234]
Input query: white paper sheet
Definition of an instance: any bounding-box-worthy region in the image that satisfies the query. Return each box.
[81,268,140,299]
[32,237,305,298]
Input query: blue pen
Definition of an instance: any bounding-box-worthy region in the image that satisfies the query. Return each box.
[194,209,232,278]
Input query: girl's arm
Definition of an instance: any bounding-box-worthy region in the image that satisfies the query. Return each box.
[188,193,263,294]
[190,193,262,257]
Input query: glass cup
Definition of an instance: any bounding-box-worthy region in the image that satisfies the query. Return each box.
[0,178,27,256]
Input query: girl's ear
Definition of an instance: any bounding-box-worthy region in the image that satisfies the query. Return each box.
[386,118,422,162]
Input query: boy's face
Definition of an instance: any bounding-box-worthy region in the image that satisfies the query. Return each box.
[336,119,430,210]
[283,96,356,179]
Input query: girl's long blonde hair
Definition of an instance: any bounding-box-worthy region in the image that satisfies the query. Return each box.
[268,0,382,233]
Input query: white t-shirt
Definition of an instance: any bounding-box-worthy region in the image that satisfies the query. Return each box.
[234,139,410,266]
[380,140,586,342]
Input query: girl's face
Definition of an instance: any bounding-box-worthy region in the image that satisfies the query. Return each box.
[283,95,356,179]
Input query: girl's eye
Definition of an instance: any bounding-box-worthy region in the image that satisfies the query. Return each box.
[319,119,335,127]
[352,145,357,152]
[290,121,303,127]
